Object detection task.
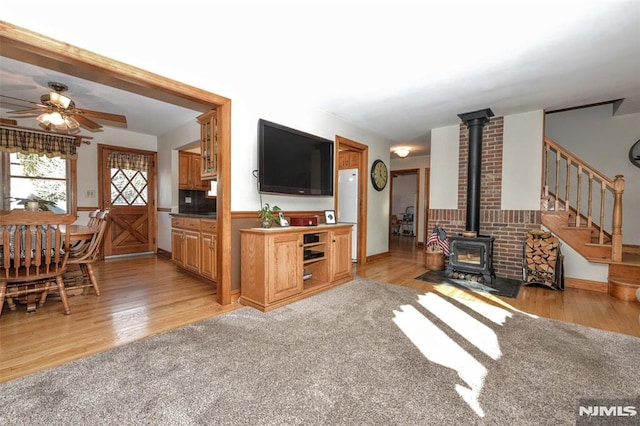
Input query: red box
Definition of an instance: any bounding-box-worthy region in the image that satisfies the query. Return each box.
[290,216,318,226]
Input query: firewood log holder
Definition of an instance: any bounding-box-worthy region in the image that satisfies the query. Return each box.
[522,231,564,290]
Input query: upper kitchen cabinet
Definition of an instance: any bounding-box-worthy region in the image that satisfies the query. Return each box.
[179,152,209,191]
[197,109,218,180]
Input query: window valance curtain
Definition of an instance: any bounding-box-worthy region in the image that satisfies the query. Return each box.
[0,127,78,159]
[107,151,149,172]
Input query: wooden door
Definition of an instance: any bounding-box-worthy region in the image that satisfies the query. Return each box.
[201,232,216,281]
[267,233,303,303]
[171,229,185,267]
[331,227,352,281]
[98,144,157,257]
[183,231,200,273]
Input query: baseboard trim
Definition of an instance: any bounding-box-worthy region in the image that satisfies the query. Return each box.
[565,277,608,293]
[366,251,390,263]
[157,248,171,259]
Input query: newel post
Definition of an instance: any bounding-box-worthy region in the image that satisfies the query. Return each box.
[611,175,624,262]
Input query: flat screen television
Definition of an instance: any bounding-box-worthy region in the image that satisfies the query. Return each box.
[258,119,334,196]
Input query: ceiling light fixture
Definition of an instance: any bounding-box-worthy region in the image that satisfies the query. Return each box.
[393,147,411,158]
[37,111,80,133]
[49,91,72,109]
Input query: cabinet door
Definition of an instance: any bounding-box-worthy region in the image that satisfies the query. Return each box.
[198,109,218,179]
[191,155,210,191]
[171,229,185,267]
[183,230,200,273]
[267,233,303,303]
[201,232,217,281]
[178,154,191,189]
[330,227,352,281]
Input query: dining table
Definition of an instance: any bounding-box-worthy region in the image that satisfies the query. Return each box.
[0,223,98,248]
[63,224,98,242]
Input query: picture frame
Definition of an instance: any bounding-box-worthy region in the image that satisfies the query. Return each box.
[324,210,336,225]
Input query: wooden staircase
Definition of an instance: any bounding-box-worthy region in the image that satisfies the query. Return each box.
[542,137,639,302]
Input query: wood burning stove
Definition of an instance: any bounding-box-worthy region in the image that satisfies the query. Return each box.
[446,108,496,284]
[446,235,495,284]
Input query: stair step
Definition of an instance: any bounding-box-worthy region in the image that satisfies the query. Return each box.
[586,257,614,264]
[585,242,613,248]
[608,278,640,302]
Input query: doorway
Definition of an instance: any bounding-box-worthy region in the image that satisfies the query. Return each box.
[1,23,233,304]
[390,169,420,245]
[98,144,157,257]
[335,136,368,264]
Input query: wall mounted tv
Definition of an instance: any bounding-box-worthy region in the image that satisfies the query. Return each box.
[258,119,334,196]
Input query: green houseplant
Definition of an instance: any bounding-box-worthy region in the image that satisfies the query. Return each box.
[9,196,59,212]
[257,203,281,228]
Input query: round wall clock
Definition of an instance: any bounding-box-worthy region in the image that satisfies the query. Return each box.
[629,138,640,168]
[370,159,388,191]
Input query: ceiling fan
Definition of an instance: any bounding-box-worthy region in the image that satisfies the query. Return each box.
[8,81,127,134]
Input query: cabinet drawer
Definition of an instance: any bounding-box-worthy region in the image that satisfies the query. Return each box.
[171,217,200,231]
[201,219,217,232]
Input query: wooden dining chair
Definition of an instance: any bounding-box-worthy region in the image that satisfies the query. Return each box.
[66,210,110,296]
[87,209,101,228]
[0,210,77,316]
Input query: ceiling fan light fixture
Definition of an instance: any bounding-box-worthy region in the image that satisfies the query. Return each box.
[393,147,411,158]
[47,112,65,126]
[49,91,72,109]
[36,112,51,124]
[64,116,80,129]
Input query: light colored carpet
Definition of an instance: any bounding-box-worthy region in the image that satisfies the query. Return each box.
[1,277,638,425]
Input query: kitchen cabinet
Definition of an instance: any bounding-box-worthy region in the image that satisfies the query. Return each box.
[179,152,209,191]
[171,215,217,284]
[197,109,218,180]
[240,224,353,311]
[338,151,359,170]
[200,219,217,281]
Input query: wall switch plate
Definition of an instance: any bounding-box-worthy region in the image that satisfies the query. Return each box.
[86,190,96,198]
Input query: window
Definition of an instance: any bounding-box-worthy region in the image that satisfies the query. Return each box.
[1,152,76,214]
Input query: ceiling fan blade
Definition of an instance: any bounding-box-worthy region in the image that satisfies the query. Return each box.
[77,109,127,126]
[7,108,45,114]
[0,94,42,106]
[73,114,103,131]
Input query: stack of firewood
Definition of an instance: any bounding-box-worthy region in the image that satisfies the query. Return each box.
[523,230,563,289]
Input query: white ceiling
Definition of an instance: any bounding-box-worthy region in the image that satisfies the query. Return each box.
[1,1,639,158]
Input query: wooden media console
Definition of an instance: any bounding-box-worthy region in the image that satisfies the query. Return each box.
[240,224,353,312]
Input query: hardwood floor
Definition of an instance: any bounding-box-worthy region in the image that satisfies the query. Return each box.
[1,238,639,384]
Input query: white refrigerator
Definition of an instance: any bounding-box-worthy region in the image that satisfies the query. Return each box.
[338,168,358,262]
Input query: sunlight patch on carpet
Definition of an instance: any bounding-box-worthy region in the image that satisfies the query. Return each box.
[393,304,486,417]
[417,293,502,360]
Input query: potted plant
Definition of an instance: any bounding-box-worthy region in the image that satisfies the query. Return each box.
[257,203,281,228]
[9,196,59,212]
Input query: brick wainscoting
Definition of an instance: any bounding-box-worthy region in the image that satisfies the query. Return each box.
[429,116,542,280]
[428,209,541,280]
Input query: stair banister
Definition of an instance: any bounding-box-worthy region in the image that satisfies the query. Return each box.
[612,175,624,262]
[542,137,624,262]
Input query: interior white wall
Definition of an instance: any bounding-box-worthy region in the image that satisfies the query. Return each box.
[390,155,430,243]
[545,104,640,244]
[502,110,544,210]
[429,125,459,209]
[156,120,200,251]
[230,95,392,256]
[542,226,608,282]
